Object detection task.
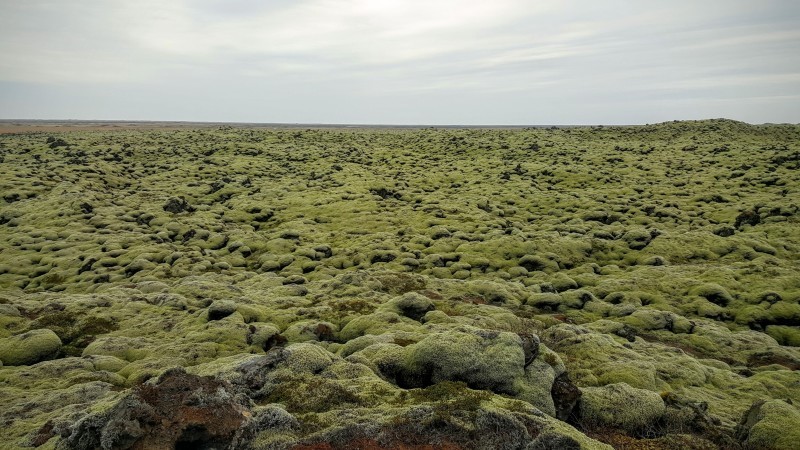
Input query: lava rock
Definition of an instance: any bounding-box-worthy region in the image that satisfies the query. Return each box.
[163,196,195,214]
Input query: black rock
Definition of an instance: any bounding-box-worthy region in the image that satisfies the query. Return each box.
[163,196,195,214]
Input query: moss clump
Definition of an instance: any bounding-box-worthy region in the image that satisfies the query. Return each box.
[399,380,493,415]
[207,300,237,321]
[736,399,800,449]
[247,323,285,351]
[29,311,117,356]
[519,254,559,273]
[689,283,734,306]
[282,321,337,343]
[514,344,564,417]
[338,311,421,342]
[281,343,336,374]
[379,292,435,321]
[263,374,364,413]
[81,336,151,362]
[579,382,666,434]
[399,327,524,394]
[0,329,62,365]
[765,325,800,347]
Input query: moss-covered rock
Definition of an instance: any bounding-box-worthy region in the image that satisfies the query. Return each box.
[379,292,435,321]
[736,399,800,450]
[398,327,525,394]
[207,299,238,321]
[81,336,151,362]
[282,320,337,343]
[0,329,62,365]
[579,382,666,434]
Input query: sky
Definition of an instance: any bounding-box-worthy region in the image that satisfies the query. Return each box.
[1,0,799,125]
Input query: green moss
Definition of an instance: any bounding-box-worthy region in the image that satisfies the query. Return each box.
[282,321,338,343]
[399,380,493,413]
[579,382,666,434]
[689,283,734,306]
[400,327,524,394]
[765,325,800,347]
[0,329,62,366]
[81,336,152,362]
[338,311,422,341]
[514,345,563,416]
[595,361,662,390]
[282,343,336,374]
[263,373,364,413]
[622,308,676,331]
[1,123,800,447]
[741,400,800,450]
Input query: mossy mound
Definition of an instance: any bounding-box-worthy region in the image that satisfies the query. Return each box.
[579,382,666,434]
[398,327,525,393]
[736,399,800,450]
[0,328,62,365]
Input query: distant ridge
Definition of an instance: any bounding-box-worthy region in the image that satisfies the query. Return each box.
[0,118,796,135]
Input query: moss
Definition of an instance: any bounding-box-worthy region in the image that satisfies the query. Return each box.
[400,380,493,413]
[399,327,524,394]
[263,373,365,413]
[622,308,677,331]
[0,329,62,366]
[739,400,800,450]
[30,312,118,356]
[282,320,338,343]
[689,283,734,306]
[1,123,800,447]
[338,335,394,358]
[338,311,422,342]
[81,336,152,362]
[281,343,336,374]
[550,273,579,292]
[350,342,406,381]
[421,309,456,324]
[247,323,284,351]
[514,344,563,416]
[527,293,564,311]
[595,361,661,391]
[519,254,559,273]
[765,325,800,347]
[579,382,666,434]
[84,355,129,373]
[378,292,435,321]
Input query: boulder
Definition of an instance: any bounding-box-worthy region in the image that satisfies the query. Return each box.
[736,399,800,450]
[0,329,62,366]
[579,382,666,434]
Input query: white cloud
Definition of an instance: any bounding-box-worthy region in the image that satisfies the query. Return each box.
[0,0,798,123]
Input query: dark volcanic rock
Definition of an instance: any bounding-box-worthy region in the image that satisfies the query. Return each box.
[58,368,250,450]
[48,138,70,149]
[163,196,195,214]
[551,373,582,422]
[734,209,761,229]
[519,332,540,368]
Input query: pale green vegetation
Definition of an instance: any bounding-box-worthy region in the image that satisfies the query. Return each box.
[0,119,798,449]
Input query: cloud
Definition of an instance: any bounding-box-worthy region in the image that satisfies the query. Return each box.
[0,0,798,123]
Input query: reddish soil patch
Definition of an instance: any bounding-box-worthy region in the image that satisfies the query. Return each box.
[59,368,251,450]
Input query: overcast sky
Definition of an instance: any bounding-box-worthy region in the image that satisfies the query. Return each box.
[1,0,798,124]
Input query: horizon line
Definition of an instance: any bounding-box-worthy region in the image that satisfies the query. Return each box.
[0,118,797,128]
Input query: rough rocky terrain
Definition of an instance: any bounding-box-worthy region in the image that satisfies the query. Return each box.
[1,119,799,449]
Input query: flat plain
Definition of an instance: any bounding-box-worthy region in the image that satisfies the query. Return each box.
[0,119,799,449]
